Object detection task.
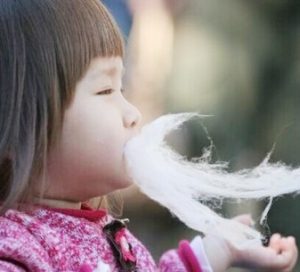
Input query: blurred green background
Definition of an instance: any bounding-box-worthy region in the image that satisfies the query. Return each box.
[105,0,300,271]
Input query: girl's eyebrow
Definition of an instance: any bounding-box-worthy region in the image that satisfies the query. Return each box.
[102,67,125,77]
[102,66,117,76]
[89,66,125,81]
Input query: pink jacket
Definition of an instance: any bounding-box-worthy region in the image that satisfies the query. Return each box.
[0,205,202,271]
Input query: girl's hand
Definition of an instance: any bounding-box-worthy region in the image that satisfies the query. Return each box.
[231,232,298,271]
[202,214,298,272]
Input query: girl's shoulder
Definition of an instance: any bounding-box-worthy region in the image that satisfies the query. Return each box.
[0,209,54,271]
[0,208,46,241]
[0,207,113,271]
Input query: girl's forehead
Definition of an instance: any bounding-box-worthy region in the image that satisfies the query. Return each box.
[87,56,124,80]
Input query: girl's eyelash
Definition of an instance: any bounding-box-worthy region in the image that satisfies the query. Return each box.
[96,88,125,95]
[96,89,113,95]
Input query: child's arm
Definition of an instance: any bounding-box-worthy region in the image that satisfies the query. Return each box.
[202,215,298,272]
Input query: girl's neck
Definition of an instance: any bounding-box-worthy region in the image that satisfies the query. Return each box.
[34,197,82,209]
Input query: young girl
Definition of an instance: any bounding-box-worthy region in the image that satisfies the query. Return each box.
[0,0,297,271]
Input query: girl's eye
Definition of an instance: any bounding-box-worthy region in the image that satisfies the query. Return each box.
[96,89,113,95]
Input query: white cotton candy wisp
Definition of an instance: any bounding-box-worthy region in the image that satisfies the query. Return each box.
[124,113,300,248]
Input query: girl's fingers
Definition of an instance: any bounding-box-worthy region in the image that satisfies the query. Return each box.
[268,236,298,272]
[279,237,298,272]
[229,216,298,271]
[269,233,282,253]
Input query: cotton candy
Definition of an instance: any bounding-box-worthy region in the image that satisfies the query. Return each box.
[124,113,300,248]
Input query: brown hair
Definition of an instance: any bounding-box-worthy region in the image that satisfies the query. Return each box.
[0,0,124,213]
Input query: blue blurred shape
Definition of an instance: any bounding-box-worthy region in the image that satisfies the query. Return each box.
[102,0,133,38]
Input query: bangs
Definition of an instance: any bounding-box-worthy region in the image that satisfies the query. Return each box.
[62,0,124,61]
[48,0,125,99]
[83,0,124,57]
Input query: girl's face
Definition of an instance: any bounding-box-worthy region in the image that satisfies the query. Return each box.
[44,57,141,202]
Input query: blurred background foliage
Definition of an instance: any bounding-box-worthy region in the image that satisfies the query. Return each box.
[104,0,300,271]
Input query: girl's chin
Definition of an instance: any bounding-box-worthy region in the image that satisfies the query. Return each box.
[116,177,134,189]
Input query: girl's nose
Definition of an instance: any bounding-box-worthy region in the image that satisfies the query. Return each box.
[123,102,142,129]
